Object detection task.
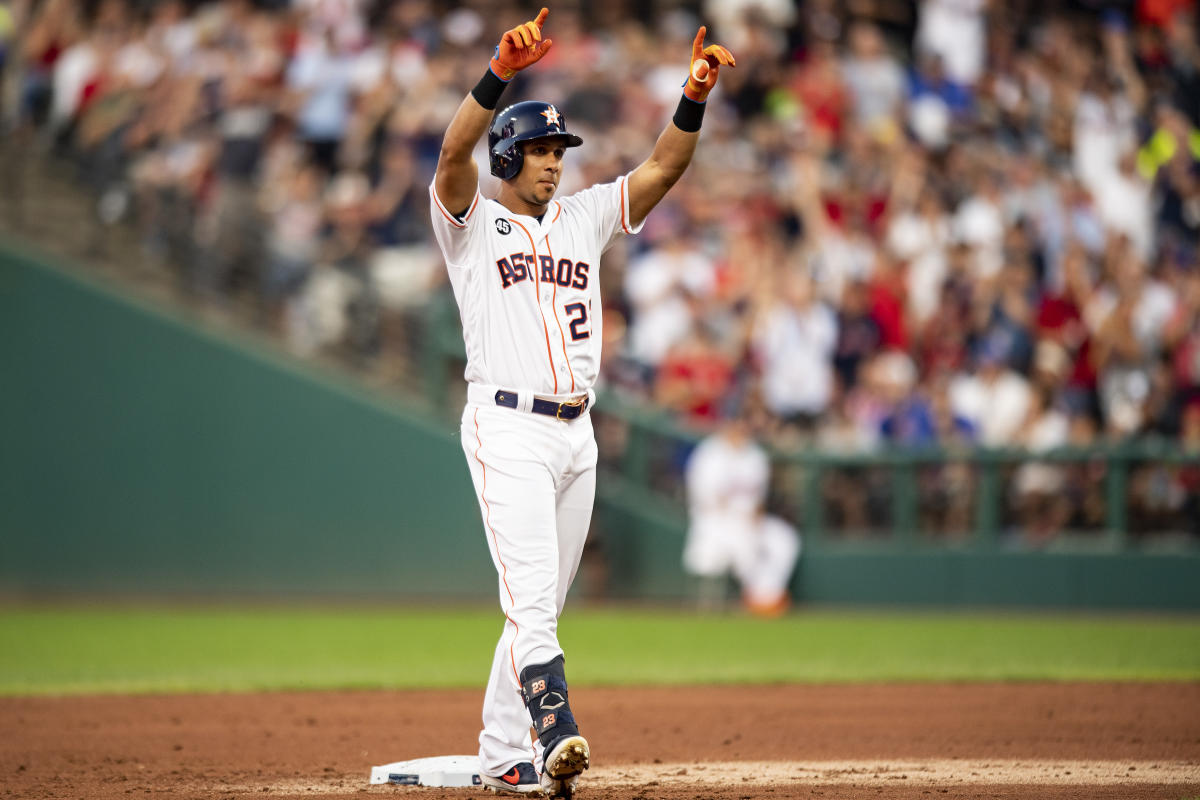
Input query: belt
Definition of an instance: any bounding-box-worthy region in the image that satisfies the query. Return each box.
[494,390,589,420]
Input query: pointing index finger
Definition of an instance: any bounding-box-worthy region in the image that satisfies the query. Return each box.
[534,7,549,27]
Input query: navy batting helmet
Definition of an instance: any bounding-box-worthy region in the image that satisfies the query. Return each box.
[488,101,583,181]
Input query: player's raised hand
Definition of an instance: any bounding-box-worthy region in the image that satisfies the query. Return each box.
[683,26,736,103]
[491,7,554,81]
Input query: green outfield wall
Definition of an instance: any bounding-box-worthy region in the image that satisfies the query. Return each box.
[2,242,1199,608]
[0,243,495,598]
[594,477,1200,609]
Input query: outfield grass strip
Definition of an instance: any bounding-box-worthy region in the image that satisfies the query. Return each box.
[0,607,1197,695]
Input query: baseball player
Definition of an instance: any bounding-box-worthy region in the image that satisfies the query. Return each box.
[428,7,734,797]
[683,417,801,617]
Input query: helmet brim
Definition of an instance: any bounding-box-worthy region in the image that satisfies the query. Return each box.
[495,131,584,155]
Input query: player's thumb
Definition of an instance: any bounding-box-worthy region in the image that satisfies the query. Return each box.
[691,58,710,84]
[534,38,554,59]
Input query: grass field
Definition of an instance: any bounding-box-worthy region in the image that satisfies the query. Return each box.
[1,606,1198,695]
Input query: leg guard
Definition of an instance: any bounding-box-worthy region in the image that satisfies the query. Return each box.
[519,655,578,748]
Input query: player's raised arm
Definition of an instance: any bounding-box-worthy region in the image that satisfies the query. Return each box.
[626,26,735,227]
[434,7,554,216]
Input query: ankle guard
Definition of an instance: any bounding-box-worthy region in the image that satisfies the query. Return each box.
[519,655,579,747]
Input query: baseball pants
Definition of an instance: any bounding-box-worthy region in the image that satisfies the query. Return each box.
[459,400,597,776]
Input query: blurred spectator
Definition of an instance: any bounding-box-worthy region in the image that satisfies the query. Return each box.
[915,0,987,86]
[954,170,1005,280]
[20,0,81,132]
[196,71,276,300]
[751,269,838,434]
[841,20,905,130]
[286,28,355,173]
[1072,72,1138,199]
[887,181,951,329]
[1093,151,1155,261]
[366,138,441,330]
[788,37,847,153]
[866,253,908,351]
[654,322,737,425]
[832,277,882,391]
[290,171,379,361]
[919,373,977,535]
[1165,270,1200,398]
[1175,400,1200,538]
[1013,385,1072,545]
[260,159,322,330]
[949,338,1033,447]
[623,224,716,378]
[1061,409,1109,531]
[875,350,932,446]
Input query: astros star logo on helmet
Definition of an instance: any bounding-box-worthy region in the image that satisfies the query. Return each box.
[540,105,562,128]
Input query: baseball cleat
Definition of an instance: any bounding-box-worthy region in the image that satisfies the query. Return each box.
[543,734,589,780]
[481,762,545,795]
[540,772,578,799]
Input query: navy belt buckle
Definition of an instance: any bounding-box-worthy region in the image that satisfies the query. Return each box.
[556,396,586,421]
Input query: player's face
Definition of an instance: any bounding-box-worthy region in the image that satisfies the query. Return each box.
[513,137,568,206]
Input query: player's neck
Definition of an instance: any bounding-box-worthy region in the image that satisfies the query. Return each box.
[496,184,550,219]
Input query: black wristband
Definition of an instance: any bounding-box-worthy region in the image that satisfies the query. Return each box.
[471,68,509,110]
[672,93,706,133]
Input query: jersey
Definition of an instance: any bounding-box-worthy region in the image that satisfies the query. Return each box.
[429,173,644,397]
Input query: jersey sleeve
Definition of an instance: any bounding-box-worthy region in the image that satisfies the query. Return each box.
[563,172,645,253]
[429,178,484,268]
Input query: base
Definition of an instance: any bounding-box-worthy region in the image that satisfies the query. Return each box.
[369,754,482,787]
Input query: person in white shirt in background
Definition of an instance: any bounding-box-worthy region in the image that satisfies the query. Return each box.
[949,336,1034,447]
[623,224,717,376]
[915,0,986,87]
[751,269,838,436]
[841,20,906,130]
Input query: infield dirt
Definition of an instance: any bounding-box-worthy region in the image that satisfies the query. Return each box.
[2,683,1197,799]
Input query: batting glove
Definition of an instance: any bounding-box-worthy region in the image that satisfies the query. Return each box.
[491,7,553,81]
[683,26,736,103]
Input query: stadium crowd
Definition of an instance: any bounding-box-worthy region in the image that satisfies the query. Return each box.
[4,0,1200,537]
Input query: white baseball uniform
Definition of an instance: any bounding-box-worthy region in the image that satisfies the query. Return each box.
[683,430,801,606]
[429,172,643,777]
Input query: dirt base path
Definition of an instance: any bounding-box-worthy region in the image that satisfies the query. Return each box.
[2,684,1198,799]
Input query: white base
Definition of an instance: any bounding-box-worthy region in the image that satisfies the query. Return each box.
[369,755,482,787]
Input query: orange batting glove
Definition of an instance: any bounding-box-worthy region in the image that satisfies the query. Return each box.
[491,7,553,81]
[683,26,736,102]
